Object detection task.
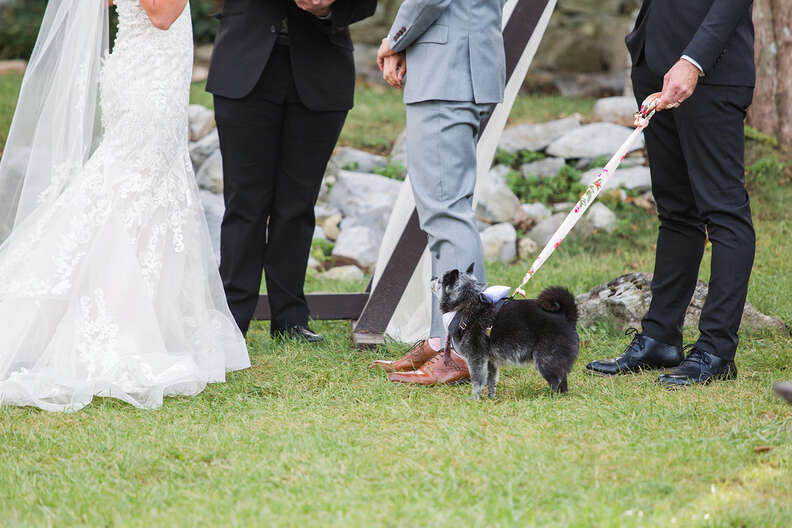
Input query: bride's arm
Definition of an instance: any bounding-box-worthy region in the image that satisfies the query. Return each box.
[140,0,189,30]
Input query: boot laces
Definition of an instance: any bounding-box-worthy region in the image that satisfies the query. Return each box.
[403,340,426,361]
[681,346,710,367]
[623,328,644,354]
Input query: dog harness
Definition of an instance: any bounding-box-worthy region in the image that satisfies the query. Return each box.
[443,285,512,354]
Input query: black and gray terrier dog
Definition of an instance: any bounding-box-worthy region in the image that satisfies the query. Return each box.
[433,265,579,400]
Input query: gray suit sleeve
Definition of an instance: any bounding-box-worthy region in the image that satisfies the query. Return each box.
[387,0,452,53]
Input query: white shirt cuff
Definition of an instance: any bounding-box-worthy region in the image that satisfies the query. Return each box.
[681,55,705,76]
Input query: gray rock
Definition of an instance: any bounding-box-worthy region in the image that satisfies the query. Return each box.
[327,147,388,177]
[332,225,381,270]
[593,96,639,127]
[620,154,647,168]
[553,71,629,99]
[552,202,575,213]
[353,43,386,85]
[481,223,517,263]
[321,214,342,241]
[199,190,225,264]
[315,204,342,223]
[476,167,524,225]
[189,129,220,171]
[196,149,223,194]
[518,237,538,260]
[576,272,789,333]
[521,202,552,224]
[546,123,644,159]
[339,212,390,237]
[194,44,214,65]
[580,165,651,191]
[328,170,403,221]
[307,256,322,270]
[521,157,566,179]
[188,104,215,142]
[528,212,594,246]
[192,64,209,84]
[313,225,327,241]
[498,116,581,153]
[586,202,618,233]
[318,265,366,282]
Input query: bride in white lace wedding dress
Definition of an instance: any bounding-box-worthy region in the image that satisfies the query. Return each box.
[0,0,250,411]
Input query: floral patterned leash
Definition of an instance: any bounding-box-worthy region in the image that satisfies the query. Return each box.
[513,94,659,297]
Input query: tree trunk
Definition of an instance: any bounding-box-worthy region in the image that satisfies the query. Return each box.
[748,0,792,147]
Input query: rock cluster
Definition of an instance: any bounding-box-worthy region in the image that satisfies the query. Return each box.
[576,273,788,333]
[188,93,656,282]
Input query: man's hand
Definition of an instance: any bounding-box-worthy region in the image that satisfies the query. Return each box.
[295,0,335,17]
[377,38,398,72]
[382,53,406,88]
[657,59,700,110]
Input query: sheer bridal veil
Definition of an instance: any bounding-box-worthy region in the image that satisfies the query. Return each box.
[0,0,109,242]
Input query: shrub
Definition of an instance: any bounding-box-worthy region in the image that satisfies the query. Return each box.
[0,0,220,60]
[507,163,588,205]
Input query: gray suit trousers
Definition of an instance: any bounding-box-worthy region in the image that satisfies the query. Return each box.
[406,100,493,337]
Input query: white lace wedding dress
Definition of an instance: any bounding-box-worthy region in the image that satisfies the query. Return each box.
[0,0,250,411]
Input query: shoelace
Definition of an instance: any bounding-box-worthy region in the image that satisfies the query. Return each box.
[403,340,426,360]
[680,346,711,367]
[623,328,644,355]
[424,351,461,371]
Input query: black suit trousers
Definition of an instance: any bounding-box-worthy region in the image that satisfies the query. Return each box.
[632,58,755,360]
[214,45,347,335]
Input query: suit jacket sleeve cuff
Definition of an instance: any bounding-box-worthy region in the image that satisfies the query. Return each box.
[681,55,705,76]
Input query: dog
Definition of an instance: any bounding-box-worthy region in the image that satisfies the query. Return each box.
[432,264,579,400]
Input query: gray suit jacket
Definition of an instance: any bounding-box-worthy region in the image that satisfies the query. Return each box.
[388,0,506,105]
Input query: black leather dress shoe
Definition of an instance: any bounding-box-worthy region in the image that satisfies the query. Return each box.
[586,329,684,375]
[657,348,736,387]
[775,382,792,404]
[273,325,324,343]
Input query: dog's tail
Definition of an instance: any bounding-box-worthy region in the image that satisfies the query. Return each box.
[537,286,578,324]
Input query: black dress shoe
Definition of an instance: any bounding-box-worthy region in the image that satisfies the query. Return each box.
[586,329,684,375]
[657,348,737,387]
[775,382,792,404]
[273,325,324,343]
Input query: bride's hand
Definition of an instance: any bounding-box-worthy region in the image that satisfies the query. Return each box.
[383,53,406,89]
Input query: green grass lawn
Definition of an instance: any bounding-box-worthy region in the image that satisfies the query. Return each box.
[1,74,791,527]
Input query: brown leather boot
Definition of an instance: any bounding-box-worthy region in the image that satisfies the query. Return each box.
[387,349,470,385]
[370,340,439,373]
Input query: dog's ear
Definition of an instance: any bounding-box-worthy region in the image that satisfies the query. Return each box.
[443,269,459,287]
[466,262,475,274]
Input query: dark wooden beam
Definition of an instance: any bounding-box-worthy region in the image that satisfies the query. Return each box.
[254,293,370,321]
[351,210,427,347]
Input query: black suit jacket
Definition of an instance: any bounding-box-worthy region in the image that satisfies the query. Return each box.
[206,0,377,110]
[626,0,755,87]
